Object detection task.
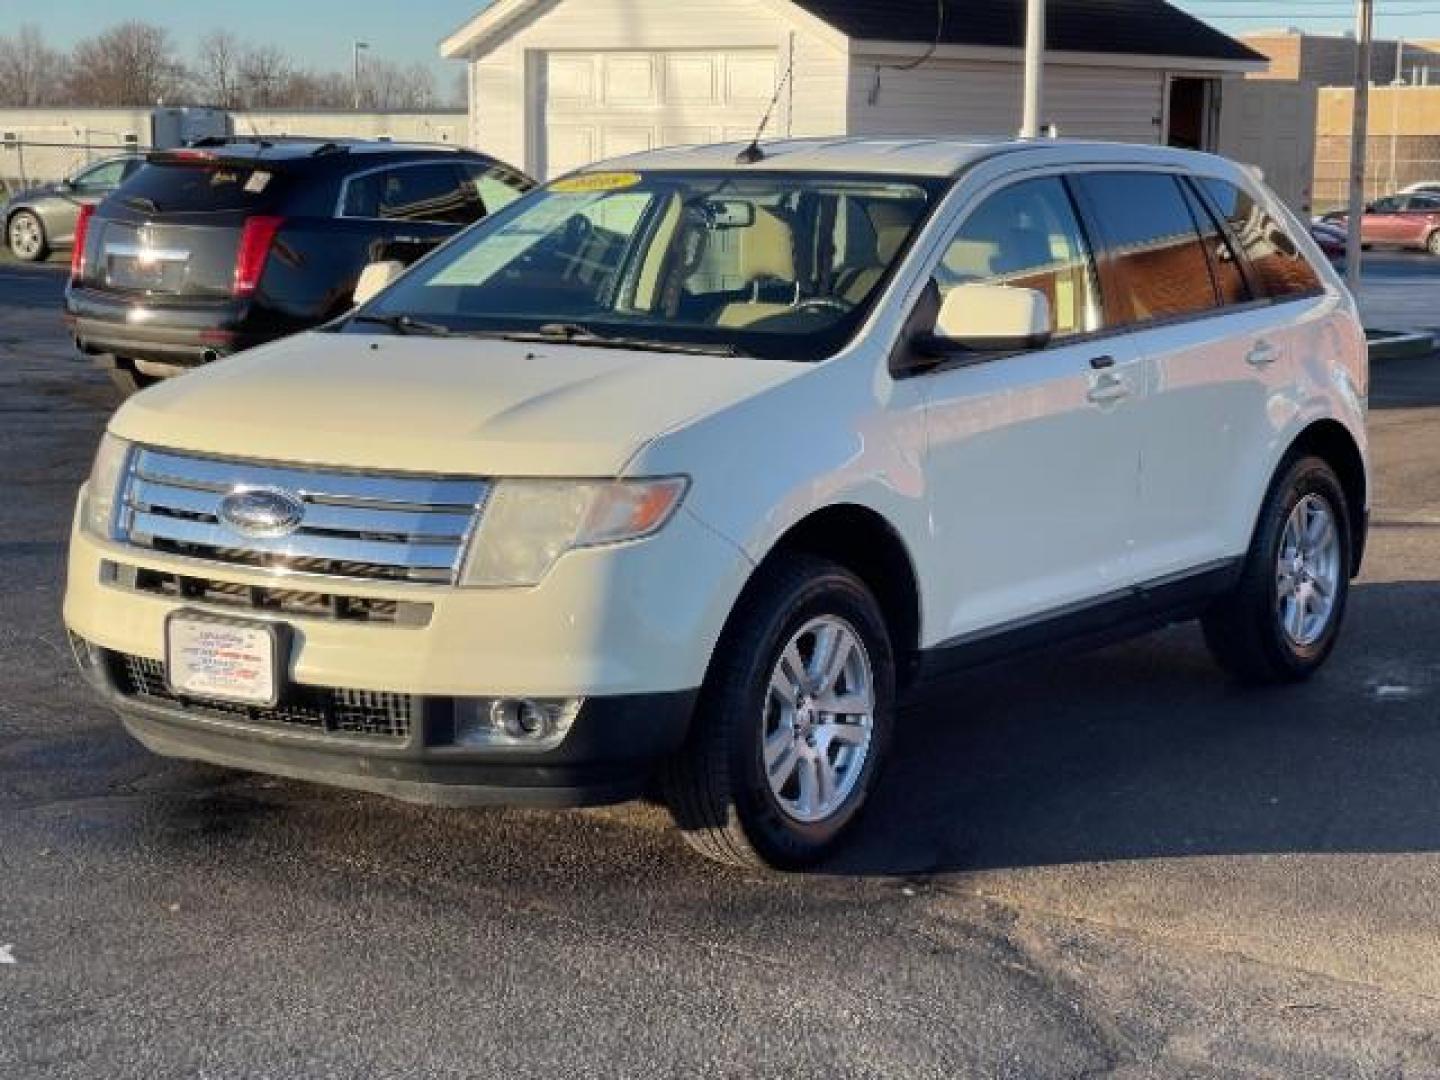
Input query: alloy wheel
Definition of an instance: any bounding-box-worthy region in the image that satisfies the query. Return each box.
[762,615,875,824]
[1275,494,1342,648]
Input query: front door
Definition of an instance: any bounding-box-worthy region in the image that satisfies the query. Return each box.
[916,175,1142,642]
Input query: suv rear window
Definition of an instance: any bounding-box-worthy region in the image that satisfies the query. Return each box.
[121,163,284,213]
[1199,178,1323,302]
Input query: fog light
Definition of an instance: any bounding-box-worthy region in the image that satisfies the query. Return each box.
[454,697,582,750]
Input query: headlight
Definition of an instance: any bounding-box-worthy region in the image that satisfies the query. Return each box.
[462,477,688,587]
[81,433,132,540]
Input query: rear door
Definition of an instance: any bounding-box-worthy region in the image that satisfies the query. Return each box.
[1090,171,1325,582]
[1071,170,1242,584]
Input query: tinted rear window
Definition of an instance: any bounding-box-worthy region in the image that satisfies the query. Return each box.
[1075,172,1219,325]
[120,163,286,213]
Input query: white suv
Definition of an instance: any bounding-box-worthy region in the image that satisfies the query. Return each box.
[65,138,1369,869]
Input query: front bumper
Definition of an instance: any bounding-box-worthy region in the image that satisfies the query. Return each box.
[71,634,696,807]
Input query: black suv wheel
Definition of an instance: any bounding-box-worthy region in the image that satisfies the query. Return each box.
[663,553,895,869]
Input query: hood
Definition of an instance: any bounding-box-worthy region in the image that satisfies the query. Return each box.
[110,332,806,477]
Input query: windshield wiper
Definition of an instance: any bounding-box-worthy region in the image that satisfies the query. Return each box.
[502,322,746,358]
[121,195,161,213]
[351,313,455,338]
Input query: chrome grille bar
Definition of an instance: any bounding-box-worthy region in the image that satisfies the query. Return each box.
[117,448,487,584]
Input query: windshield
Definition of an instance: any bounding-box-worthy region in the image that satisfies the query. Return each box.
[350,170,946,362]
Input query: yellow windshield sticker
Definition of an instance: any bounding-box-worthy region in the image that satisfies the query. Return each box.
[550,171,642,194]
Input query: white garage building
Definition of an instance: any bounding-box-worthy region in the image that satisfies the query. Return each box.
[442,0,1268,181]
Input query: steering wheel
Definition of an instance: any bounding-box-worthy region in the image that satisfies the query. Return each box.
[792,296,854,315]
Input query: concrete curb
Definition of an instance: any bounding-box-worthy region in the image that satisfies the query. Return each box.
[1366,330,1437,363]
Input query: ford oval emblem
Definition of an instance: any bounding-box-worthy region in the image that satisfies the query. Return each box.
[217,487,306,539]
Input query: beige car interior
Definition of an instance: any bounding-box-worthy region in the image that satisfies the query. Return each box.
[715,208,802,328]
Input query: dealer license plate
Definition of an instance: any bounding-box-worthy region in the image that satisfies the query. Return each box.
[165,613,283,706]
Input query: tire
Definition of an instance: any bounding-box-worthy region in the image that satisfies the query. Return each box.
[7,210,48,262]
[1202,456,1351,686]
[661,553,896,870]
[1426,231,1440,257]
[107,363,158,398]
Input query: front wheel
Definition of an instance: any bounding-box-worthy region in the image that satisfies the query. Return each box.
[1426,231,1440,257]
[662,554,895,869]
[1202,456,1351,685]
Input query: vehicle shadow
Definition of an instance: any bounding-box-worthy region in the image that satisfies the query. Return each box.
[827,579,1440,877]
[1369,349,1440,409]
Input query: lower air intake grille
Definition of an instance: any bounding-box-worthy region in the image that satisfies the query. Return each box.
[112,652,415,740]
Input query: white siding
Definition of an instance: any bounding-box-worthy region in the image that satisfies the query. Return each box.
[846,56,1164,145]
[465,0,848,173]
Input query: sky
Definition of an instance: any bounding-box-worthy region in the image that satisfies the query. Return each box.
[1,0,486,81]
[11,0,1440,78]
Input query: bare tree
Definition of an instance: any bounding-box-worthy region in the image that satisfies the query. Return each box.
[0,25,69,106]
[237,44,294,108]
[360,59,437,110]
[195,30,243,109]
[66,22,187,105]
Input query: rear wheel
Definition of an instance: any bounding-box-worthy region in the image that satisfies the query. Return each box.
[662,553,895,869]
[1202,456,1351,685]
[7,211,47,262]
[1426,230,1440,256]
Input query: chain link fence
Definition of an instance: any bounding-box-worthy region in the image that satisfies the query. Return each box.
[1314,134,1440,213]
[1,135,145,198]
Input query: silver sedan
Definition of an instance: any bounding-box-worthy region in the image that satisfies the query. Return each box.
[4,155,142,261]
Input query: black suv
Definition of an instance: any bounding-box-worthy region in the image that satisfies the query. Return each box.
[66,139,533,394]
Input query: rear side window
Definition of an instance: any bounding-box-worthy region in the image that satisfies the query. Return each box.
[341,163,478,224]
[936,176,1101,340]
[1074,172,1218,325]
[121,163,284,212]
[1201,178,1322,301]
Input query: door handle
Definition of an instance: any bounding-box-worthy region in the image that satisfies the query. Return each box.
[1086,373,1130,405]
[1246,340,1279,368]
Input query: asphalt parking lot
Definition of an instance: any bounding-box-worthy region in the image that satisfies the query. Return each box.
[3,256,1440,1078]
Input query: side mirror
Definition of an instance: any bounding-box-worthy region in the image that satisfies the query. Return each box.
[353,259,406,306]
[917,283,1052,358]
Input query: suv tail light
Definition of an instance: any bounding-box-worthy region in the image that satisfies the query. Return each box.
[70,204,95,284]
[233,215,284,298]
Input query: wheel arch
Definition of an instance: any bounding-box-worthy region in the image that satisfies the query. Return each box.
[746,504,924,690]
[1281,418,1368,576]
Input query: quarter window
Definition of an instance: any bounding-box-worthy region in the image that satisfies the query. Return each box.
[935,177,1101,340]
[1200,178,1323,301]
[1074,172,1218,325]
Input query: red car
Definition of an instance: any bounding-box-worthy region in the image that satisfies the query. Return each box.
[1324,192,1440,255]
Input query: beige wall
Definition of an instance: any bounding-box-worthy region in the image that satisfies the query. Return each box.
[1314,86,1440,206]
[0,107,467,189]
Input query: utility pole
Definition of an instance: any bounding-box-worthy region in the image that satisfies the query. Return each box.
[352,40,370,111]
[1345,0,1373,294]
[1021,0,1045,138]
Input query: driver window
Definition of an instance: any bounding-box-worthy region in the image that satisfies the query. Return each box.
[935,177,1101,340]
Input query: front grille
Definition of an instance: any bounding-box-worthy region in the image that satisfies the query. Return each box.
[112,652,415,740]
[102,562,433,627]
[115,448,486,585]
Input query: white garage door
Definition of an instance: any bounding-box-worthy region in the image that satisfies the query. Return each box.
[538,50,779,178]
